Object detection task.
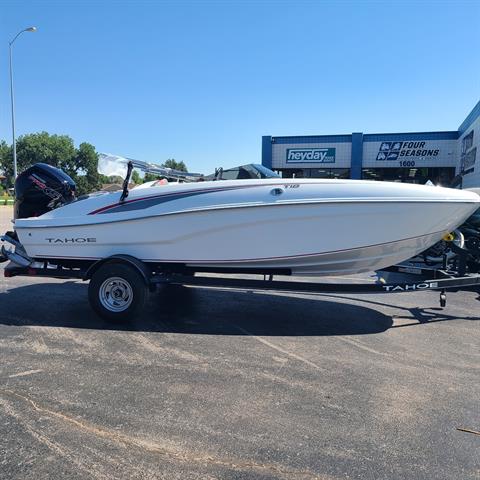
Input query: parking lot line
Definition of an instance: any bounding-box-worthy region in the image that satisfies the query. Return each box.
[8,369,44,378]
[231,323,326,371]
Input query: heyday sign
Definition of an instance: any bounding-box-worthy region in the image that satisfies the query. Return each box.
[287,148,336,163]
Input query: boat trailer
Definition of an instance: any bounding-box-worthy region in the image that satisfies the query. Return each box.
[3,251,480,321]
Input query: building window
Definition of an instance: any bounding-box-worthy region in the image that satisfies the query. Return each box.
[362,167,455,186]
[280,168,350,179]
[461,130,476,174]
[462,130,474,154]
[308,168,350,179]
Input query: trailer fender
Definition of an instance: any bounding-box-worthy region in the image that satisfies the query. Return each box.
[84,255,151,286]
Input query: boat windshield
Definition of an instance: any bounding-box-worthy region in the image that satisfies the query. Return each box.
[205,164,280,180]
[249,164,280,178]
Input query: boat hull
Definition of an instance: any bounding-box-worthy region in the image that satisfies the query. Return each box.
[14,193,479,275]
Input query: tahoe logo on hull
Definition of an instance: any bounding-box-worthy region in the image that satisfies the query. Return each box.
[286,148,336,163]
[46,237,97,244]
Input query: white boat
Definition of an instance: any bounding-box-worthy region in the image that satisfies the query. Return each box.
[6,161,480,276]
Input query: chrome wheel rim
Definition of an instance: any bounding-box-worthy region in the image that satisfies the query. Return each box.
[99,277,133,312]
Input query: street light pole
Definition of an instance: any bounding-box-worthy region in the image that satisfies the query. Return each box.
[9,43,17,181]
[9,26,37,183]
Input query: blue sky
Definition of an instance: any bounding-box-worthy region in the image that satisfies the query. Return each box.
[1,0,479,174]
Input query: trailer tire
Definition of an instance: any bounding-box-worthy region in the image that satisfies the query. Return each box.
[88,263,148,322]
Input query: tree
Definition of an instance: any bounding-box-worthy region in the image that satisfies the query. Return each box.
[0,132,102,195]
[131,170,142,185]
[163,158,187,172]
[0,141,10,188]
[143,159,188,183]
[71,142,103,195]
[144,173,158,182]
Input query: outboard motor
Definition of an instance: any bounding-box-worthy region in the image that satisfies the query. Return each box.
[14,163,76,219]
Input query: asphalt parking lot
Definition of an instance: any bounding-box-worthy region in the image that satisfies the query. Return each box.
[0,206,479,480]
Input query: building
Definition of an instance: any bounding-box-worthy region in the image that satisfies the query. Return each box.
[262,99,480,188]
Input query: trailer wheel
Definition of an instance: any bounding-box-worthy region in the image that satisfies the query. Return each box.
[88,263,148,321]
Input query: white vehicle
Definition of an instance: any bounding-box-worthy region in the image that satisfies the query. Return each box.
[2,159,480,320]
